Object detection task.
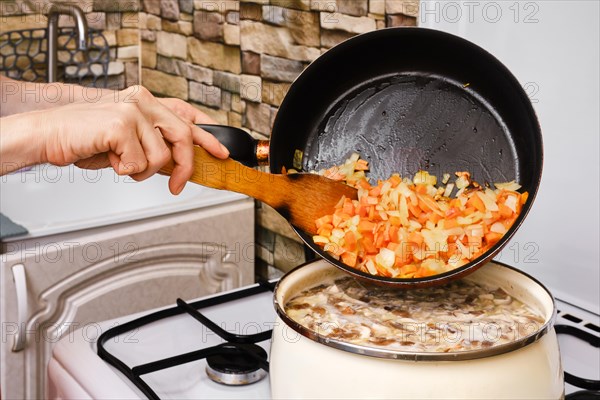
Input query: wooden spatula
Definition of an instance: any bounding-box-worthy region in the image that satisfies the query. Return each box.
[159,146,358,236]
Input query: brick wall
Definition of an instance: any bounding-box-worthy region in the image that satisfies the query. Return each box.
[0,0,140,88]
[139,0,417,275]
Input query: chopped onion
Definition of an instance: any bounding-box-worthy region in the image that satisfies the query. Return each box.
[422,228,449,251]
[456,175,470,189]
[313,235,329,244]
[494,181,522,191]
[476,191,499,212]
[307,154,527,279]
[408,220,422,231]
[422,258,446,273]
[365,259,377,275]
[399,195,409,226]
[456,240,472,259]
[445,227,464,236]
[491,222,507,234]
[442,173,451,184]
[376,248,395,269]
[413,170,437,186]
[504,195,518,213]
[466,224,484,237]
[443,183,455,198]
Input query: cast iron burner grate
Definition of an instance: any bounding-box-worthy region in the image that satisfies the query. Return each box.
[97,281,275,400]
[557,324,600,396]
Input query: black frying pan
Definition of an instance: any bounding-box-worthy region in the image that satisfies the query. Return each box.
[203,27,543,288]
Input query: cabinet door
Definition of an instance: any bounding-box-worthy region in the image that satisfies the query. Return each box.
[0,201,254,399]
[1,242,246,399]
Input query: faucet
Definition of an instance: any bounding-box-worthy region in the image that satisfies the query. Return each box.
[47,3,88,83]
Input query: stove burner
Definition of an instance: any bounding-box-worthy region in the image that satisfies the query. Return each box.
[205,343,268,386]
[97,283,275,400]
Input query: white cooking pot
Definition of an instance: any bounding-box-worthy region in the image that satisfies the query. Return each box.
[270,260,563,399]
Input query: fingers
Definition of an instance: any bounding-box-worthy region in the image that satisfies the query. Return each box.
[74,154,110,169]
[107,129,147,176]
[94,87,227,195]
[157,97,218,124]
[140,100,195,194]
[191,125,230,159]
[162,124,194,195]
[190,109,217,124]
[129,126,171,183]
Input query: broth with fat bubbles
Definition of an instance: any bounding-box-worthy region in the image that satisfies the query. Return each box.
[285,277,545,352]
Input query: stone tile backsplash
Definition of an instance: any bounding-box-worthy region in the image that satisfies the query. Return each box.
[1,0,417,273]
[140,0,418,141]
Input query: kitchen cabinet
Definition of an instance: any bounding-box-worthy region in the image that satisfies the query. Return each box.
[0,199,254,399]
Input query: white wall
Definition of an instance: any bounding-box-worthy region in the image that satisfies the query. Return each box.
[419,0,599,313]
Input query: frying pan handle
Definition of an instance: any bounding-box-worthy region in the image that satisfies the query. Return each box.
[197,124,269,168]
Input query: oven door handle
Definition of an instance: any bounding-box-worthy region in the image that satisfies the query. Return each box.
[11,263,28,352]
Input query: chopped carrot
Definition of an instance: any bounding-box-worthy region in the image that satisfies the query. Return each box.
[388,175,402,188]
[361,236,378,254]
[357,178,371,189]
[417,212,430,225]
[485,232,503,245]
[499,204,513,218]
[310,156,527,279]
[355,159,369,171]
[445,207,461,219]
[374,234,387,248]
[344,231,357,251]
[358,220,377,232]
[408,202,422,217]
[387,242,400,251]
[408,232,424,246]
[418,198,433,213]
[467,194,486,212]
[502,215,518,229]
[428,212,442,224]
[415,184,428,194]
[315,215,333,229]
[342,200,354,215]
[389,216,401,226]
[332,213,343,227]
[400,264,418,275]
[389,226,399,242]
[462,206,476,216]
[374,263,392,277]
[444,218,458,229]
[341,251,358,267]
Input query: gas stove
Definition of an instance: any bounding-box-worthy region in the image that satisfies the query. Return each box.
[48,279,599,399]
[48,282,276,399]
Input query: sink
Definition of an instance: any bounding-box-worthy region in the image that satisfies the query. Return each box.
[0,27,110,87]
[0,164,245,239]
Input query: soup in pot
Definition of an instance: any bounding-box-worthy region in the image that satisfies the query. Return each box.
[285,277,545,353]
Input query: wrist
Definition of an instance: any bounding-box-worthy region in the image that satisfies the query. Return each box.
[0,111,49,174]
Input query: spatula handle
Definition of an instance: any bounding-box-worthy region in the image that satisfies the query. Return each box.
[159,146,281,204]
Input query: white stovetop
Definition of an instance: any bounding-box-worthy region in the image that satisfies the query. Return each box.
[49,285,274,399]
[49,283,600,399]
[0,164,244,240]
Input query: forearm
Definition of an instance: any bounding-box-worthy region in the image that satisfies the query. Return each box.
[0,111,48,174]
[1,75,112,116]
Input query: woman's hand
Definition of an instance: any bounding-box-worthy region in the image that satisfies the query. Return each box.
[1,85,229,195]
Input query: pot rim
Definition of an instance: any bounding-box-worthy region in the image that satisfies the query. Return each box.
[273,260,556,361]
